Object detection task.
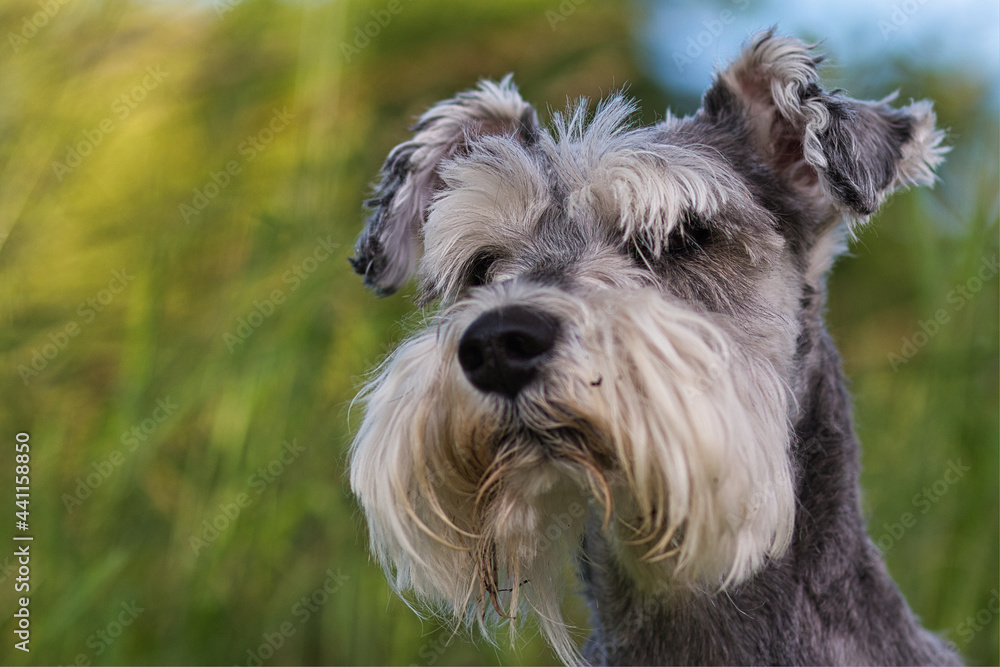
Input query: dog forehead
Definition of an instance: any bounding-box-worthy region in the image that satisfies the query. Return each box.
[427,112,760,246]
[413,97,792,306]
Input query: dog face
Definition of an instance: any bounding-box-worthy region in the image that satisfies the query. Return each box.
[349,31,944,663]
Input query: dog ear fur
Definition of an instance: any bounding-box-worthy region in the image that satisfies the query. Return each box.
[703,29,946,223]
[351,75,540,296]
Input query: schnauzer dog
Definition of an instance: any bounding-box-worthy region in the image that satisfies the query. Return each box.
[348,31,957,665]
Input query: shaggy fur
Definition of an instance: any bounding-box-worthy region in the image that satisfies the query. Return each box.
[349,30,956,665]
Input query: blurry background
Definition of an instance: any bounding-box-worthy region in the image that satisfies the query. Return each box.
[0,0,996,664]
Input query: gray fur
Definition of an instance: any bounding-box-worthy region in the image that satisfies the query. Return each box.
[349,30,956,665]
[351,75,540,295]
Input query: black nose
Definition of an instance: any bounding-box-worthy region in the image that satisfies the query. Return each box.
[458,306,559,397]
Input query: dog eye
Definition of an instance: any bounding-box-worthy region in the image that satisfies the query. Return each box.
[466,251,501,287]
[627,217,713,266]
[667,216,713,256]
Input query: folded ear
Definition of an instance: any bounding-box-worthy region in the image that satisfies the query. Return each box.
[350,75,540,296]
[702,29,946,223]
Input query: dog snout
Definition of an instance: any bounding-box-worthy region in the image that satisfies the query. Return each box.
[457,306,560,397]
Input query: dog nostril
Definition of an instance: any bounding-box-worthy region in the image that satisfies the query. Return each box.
[458,306,559,397]
[457,343,485,371]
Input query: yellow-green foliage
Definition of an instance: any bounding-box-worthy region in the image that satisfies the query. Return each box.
[0,0,995,664]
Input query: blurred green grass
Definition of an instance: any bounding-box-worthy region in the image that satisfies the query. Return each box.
[0,0,995,665]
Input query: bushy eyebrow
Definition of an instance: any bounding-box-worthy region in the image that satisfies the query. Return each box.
[533,99,773,260]
[418,139,551,301]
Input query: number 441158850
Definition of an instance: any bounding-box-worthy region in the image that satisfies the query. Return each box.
[15,432,29,527]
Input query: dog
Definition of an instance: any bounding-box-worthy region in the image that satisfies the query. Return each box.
[348,30,957,665]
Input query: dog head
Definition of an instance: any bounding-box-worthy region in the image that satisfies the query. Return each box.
[349,30,944,664]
